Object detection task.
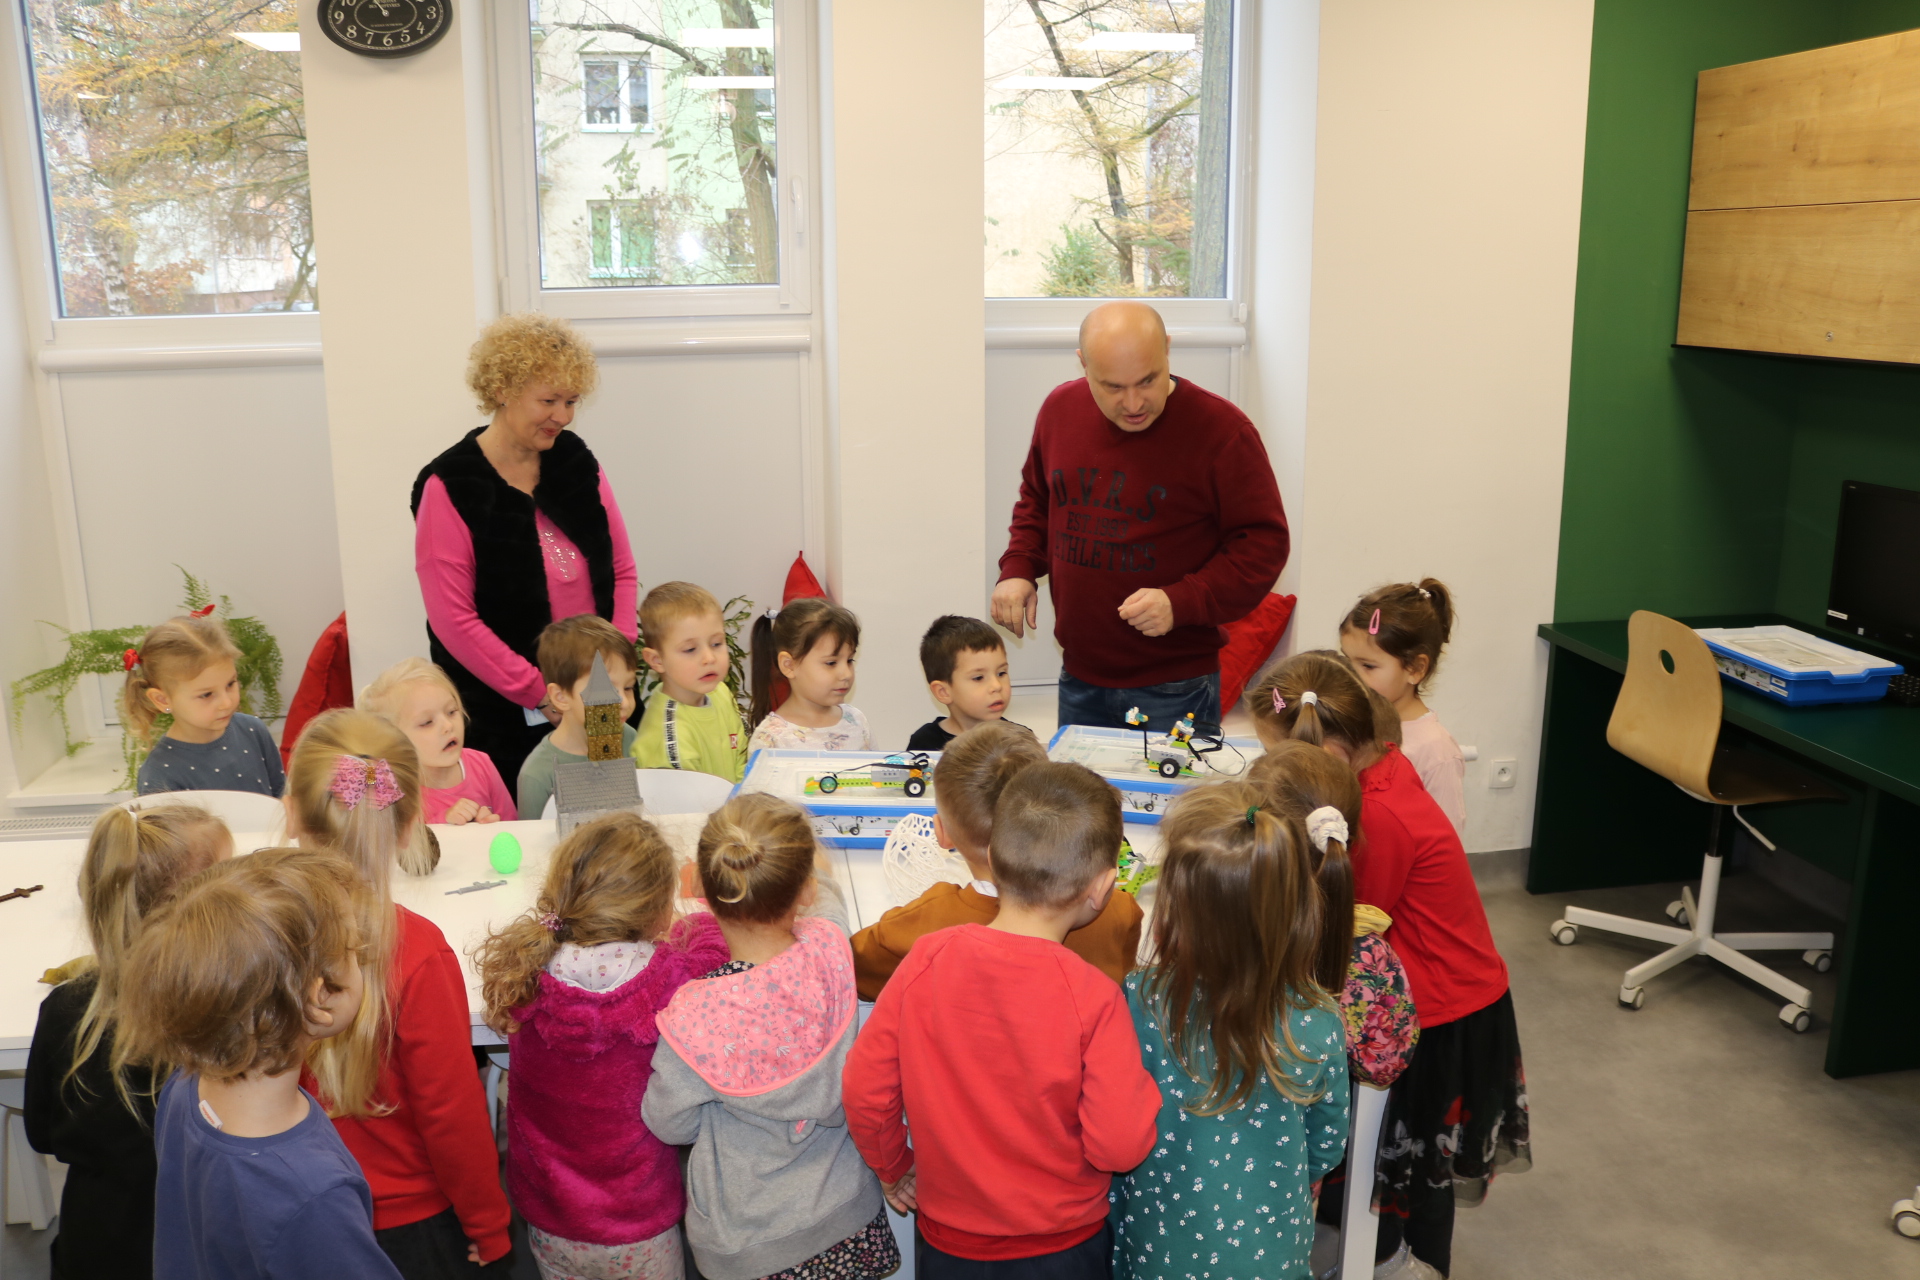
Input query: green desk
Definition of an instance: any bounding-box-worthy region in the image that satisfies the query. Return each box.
[1533,615,1920,1079]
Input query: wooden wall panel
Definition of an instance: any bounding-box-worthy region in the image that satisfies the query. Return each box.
[1691,29,1920,211]
[1676,200,1920,362]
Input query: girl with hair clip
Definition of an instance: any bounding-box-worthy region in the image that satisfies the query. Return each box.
[124,612,284,797]
[284,709,512,1279]
[1110,779,1349,1280]
[1339,580,1465,837]
[24,803,232,1280]
[642,793,897,1280]
[473,813,728,1280]
[1246,655,1525,1280]
[747,599,873,751]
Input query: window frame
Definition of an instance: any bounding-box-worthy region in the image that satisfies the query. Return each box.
[494,0,814,320]
[580,54,655,133]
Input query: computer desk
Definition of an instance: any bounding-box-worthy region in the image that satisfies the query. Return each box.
[1534,614,1920,1078]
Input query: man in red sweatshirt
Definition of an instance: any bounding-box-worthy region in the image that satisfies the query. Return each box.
[992,301,1290,731]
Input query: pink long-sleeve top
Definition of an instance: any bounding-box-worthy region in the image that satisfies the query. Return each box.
[414,470,638,709]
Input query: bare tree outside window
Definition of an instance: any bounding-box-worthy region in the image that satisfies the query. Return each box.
[986,0,1231,299]
[24,0,315,316]
[532,0,776,289]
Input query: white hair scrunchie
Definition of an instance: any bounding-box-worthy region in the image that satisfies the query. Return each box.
[1304,805,1349,854]
[1301,690,1319,707]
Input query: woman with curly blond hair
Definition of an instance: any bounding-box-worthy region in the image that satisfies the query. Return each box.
[410,313,638,782]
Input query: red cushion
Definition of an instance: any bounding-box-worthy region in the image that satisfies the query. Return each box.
[782,552,828,605]
[1218,592,1296,719]
[280,613,353,768]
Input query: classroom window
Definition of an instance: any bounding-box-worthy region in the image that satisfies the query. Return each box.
[985,0,1232,299]
[20,0,316,316]
[532,0,777,289]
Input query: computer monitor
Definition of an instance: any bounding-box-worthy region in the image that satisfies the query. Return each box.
[1827,480,1920,648]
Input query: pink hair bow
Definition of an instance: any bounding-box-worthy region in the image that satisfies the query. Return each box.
[330,755,403,812]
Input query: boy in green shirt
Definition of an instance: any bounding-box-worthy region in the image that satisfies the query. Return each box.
[632,582,749,783]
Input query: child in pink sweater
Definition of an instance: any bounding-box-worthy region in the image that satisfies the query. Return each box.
[475,813,726,1279]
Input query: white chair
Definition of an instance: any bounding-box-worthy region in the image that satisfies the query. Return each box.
[1337,1082,1391,1279]
[539,769,735,821]
[124,789,286,837]
[0,1075,54,1232]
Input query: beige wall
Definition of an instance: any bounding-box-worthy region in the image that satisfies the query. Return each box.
[1281,0,1595,853]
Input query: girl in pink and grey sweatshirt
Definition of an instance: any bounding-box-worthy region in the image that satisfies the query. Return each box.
[475,813,728,1280]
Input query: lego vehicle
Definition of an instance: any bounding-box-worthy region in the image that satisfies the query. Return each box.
[1127,708,1221,778]
[806,752,931,798]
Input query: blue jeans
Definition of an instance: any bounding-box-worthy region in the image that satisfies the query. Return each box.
[1057,670,1221,734]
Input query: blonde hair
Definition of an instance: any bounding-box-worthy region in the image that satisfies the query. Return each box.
[358,657,464,725]
[697,792,818,924]
[989,761,1122,908]
[284,708,424,1117]
[932,721,1046,851]
[467,312,599,412]
[640,581,723,653]
[475,813,680,1034]
[114,849,366,1082]
[120,615,242,745]
[69,804,231,1106]
[1246,740,1359,995]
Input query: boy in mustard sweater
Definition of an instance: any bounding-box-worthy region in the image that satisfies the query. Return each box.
[850,721,1142,998]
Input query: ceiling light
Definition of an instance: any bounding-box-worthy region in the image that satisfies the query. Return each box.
[687,75,774,90]
[996,76,1111,91]
[233,31,301,51]
[1078,32,1195,52]
[679,28,772,48]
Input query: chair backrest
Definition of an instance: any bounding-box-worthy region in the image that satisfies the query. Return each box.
[636,769,736,815]
[1605,610,1723,796]
[123,788,287,838]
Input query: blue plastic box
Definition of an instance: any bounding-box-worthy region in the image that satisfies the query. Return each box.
[1693,625,1903,706]
[735,748,937,848]
[1046,724,1261,825]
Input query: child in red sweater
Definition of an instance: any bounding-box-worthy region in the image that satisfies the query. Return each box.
[288,710,512,1278]
[1248,654,1529,1280]
[844,762,1161,1278]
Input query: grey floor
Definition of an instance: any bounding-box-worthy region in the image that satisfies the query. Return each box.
[9,863,1920,1279]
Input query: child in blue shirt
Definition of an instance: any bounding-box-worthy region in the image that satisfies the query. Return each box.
[115,847,403,1280]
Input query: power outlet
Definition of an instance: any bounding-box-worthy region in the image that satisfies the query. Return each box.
[1489,758,1518,789]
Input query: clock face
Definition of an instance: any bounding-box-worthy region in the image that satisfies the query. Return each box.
[320,0,451,59]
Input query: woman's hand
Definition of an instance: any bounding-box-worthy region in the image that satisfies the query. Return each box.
[537,698,562,726]
[443,798,481,826]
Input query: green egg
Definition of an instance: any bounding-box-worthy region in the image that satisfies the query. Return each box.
[489,832,523,875]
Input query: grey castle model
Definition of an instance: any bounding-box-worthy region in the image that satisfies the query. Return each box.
[553,651,642,834]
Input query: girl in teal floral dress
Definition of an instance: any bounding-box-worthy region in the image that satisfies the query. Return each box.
[1111,781,1349,1280]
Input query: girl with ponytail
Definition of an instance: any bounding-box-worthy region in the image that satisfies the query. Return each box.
[24,803,231,1280]
[746,598,872,751]
[643,793,898,1280]
[1247,654,1527,1279]
[1339,579,1468,835]
[473,813,726,1280]
[1110,779,1348,1280]
[284,708,512,1276]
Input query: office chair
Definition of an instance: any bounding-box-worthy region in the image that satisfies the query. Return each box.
[1549,611,1839,1031]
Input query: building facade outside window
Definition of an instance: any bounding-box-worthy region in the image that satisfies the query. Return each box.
[583,56,652,130]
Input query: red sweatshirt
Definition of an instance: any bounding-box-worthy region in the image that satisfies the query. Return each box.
[1355,745,1509,1028]
[998,377,1290,687]
[305,908,512,1262]
[843,924,1160,1261]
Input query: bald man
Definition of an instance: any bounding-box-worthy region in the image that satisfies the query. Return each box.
[991,302,1289,732]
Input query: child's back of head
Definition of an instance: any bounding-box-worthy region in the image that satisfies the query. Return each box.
[1246,650,1388,753]
[1247,740,1359,994]
[697,792,818,923]
[538,613,639,691]
[989,761,1122,909]
[932,721,1045,859]
[1148,780,1332,1115]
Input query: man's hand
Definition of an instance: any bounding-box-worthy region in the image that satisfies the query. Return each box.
[991,578,1039,639]
[1118,588,1174,637]
[881,1170,919,1215]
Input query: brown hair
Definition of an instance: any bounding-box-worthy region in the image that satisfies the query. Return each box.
[114,848,366,1082]
[358,658,464,725]
[640,581,723,652]
[120,615,242,745]
[697,792,818,923]
[475,813,680,1034]
[1341,579,1456,691]
[69,804,232,1104]
[749,599,862,727]
[1246,652,1382,756]
[919,615,1004,684]
[466,312,599,412]
[989,761,1122,908]
[1145,781,1332,1115]
[932,721,1046,851]
[537,614,639,691]
[1247,741,1358,994]
[285,709,425,1117]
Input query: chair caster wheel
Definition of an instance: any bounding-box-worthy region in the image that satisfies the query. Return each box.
[1803,949,1833,973]
[1780,1003,1813,1033]
[1550,920,1577,946]
[1665,899,1690,928]
[1619,984,1645,1009]
[1894,1194,1920,1238]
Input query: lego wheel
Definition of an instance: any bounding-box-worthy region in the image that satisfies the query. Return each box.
[1780,1003,1813,1033]
[904,777,927,798]
[1157,758,1181,778]
[1618,984,1644,1010]
[1550,920,1577,946]
[818,775,839,794]
[1893,1198,1920,1239]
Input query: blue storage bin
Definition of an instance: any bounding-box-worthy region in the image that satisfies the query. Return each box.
[1693,626,1903,706]
[1046,724,1260,824]
[736,747,938,848]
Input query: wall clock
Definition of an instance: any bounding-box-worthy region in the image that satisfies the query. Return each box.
[320,0,452,58]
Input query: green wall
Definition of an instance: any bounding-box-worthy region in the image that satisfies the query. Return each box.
[1555,0,1920,624]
